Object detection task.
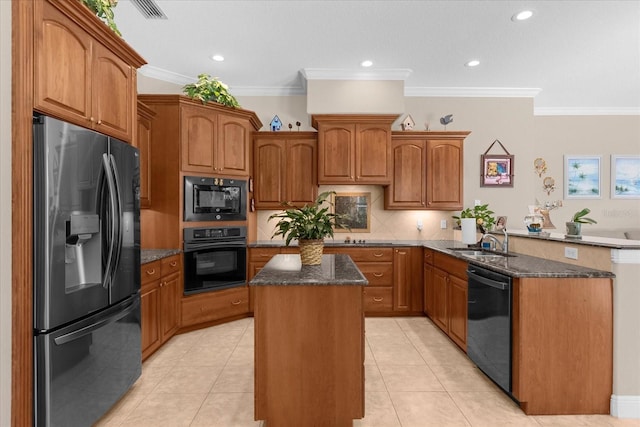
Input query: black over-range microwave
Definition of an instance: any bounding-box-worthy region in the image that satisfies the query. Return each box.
[184,175,247,221]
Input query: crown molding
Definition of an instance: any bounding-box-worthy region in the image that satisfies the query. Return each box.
[138,65,194,85]
[300,68,413,81]
[534,107,640,116]
[405,86,542,98]
[231,86,307,97]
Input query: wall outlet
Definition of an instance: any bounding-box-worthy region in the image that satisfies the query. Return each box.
[474,199,481,206]
[416,220,423,231]
[564,247,578,260]
[440,219,447,229]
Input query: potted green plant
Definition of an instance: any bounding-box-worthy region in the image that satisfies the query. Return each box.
[268,191,350,265]
[82,0,121,36]
[566,208,597,238]
[183,73,240,108]
[452,203,496,233]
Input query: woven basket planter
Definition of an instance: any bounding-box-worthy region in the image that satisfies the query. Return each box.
[299,239,324,265]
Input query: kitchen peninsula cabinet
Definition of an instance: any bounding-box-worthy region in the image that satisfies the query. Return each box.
[385,132,469,210]
[393,247,424,313]
[512,276,613,415]
[141,254,181,360]
[253,132,318,209]
[312,114,397,185]
[34,0,145,142]
[428,252,468,350]
[136,101,155,208]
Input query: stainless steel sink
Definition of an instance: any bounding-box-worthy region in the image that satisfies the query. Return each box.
[447,248,516,259]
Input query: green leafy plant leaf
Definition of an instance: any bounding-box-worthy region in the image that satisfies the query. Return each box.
[182,74,240,108]
[81,0,121,36]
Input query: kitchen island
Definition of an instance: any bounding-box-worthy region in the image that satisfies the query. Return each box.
[250,254,367,427]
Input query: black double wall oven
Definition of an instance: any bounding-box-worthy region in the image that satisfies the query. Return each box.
[183,226,247,295]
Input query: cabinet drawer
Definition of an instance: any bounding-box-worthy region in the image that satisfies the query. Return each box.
[249,247,280,261]
[181,287,249,326]
[161,255,181,276]
[433,252,468,280]
[363,287,393,312]
[424,249,434,265]
[141,260,161,285]
[357,262,393,286]
[339,247,393,262]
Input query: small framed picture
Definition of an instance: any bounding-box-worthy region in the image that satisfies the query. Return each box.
[332,192,371,232]
[564,155,601,199]
[611,155,640,199]
[481,155,514,187]
[495,216,507,230]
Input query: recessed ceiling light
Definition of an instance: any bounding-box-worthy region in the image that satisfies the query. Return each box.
[361,60,373,67]
[465,60,480,67]
[211,55,225,62]
[512,10,533,21]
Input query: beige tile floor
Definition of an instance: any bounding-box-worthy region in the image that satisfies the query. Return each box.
[96,317,640,427]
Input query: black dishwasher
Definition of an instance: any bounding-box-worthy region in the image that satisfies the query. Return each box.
[467,265,512,395]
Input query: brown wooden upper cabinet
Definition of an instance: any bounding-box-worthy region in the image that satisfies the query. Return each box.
[181,105,254,176]
[385,131,470,210]
[253,132,318,209]
[135,101,155,209]
[312,115,397,185]
[33,0,145,142]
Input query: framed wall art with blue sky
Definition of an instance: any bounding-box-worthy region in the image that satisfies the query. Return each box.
[564,155,601,199]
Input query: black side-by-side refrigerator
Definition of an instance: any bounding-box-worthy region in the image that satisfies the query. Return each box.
[33,113,142,427]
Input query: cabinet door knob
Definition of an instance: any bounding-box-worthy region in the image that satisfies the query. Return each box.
[170,261,177,267]
[97,119,102,125]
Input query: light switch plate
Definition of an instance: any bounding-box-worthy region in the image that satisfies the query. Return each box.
[564,247,578,260]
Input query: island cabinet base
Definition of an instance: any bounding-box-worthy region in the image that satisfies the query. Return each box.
[512,277,613,415]
[254,285,365,427]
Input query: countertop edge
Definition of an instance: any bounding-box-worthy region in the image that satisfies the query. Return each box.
[141,249,182,264]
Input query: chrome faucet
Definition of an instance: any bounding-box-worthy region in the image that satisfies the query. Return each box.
[481,228,509,254]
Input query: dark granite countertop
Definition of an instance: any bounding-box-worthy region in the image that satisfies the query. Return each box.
[249,254,368,286]
[141,249,181,264]
[505,229,640,249]
[423,240,615,279]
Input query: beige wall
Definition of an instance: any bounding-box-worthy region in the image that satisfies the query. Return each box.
[0,1,12,424]
[306,79,405,114]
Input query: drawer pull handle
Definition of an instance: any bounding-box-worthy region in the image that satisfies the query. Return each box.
[145,269,155,275]
[231,300,242,305]
[373,273,383,277]
[373,253,383,257]
[170,261,177,267]
[373,297,384,302]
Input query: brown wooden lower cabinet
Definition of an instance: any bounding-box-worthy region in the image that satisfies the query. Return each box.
[254,285,364,426]
[512,276,613,415]
[181,286,249,328]
[363,286,393,312]
[141,254,181,360]
[425,252,468,351]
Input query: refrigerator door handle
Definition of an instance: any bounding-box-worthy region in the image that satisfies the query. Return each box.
[53,297,139,346]
[108,154,124,275]
[101,153,118,289]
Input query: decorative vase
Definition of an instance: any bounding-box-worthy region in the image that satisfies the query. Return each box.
[565,222,582,239]
[461,218,477,245]
[299,239,324,265]
[524,213,545,234]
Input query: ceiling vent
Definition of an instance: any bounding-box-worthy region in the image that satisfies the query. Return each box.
[130,0,167,19]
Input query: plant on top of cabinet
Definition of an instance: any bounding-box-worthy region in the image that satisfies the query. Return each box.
[82,0,121,36]
[183,74,240,108]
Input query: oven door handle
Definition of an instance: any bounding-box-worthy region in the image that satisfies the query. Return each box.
[184,240,246,252]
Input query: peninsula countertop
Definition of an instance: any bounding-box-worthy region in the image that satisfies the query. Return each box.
[249,254,368,286]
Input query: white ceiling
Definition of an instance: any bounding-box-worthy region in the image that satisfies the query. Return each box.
[114,0,640,115]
